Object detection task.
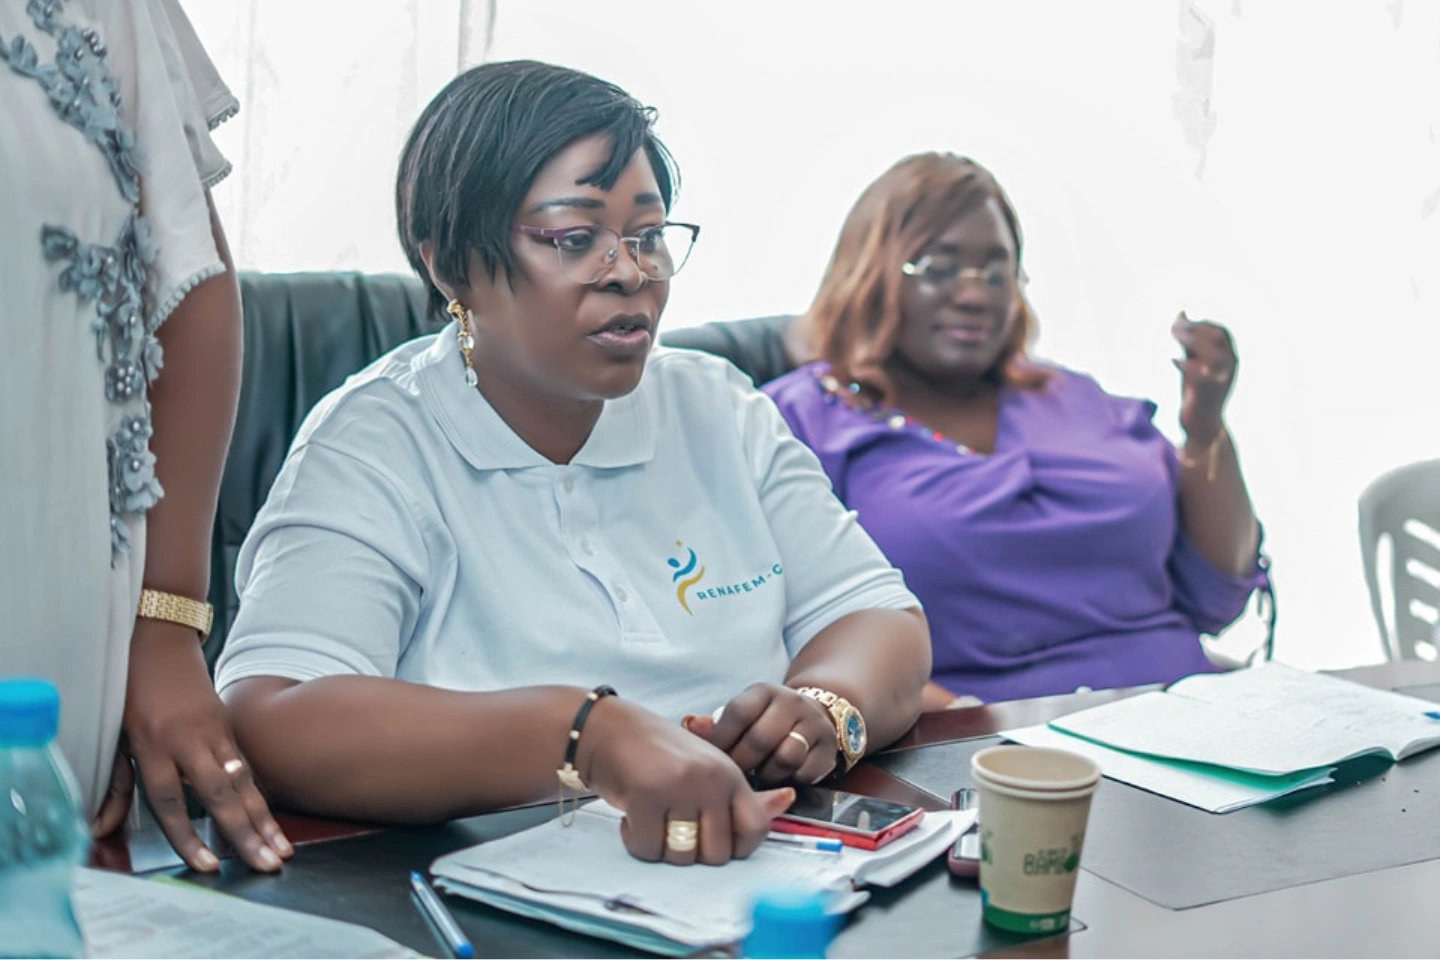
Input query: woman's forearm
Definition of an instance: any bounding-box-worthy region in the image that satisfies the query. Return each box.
[1177,426,1260,577]
[784,607,929,753]
[224,677,621,823]
[142,194,242,599]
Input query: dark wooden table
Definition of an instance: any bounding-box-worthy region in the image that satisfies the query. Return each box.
[97,660,1440,958]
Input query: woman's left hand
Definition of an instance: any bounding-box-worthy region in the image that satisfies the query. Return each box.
[684,683,838,786]
[1171,311,1238,444]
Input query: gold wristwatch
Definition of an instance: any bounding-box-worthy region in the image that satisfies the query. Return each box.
[795,686,868,773]
[137,589,214,642]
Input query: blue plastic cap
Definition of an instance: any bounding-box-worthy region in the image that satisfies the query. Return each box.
[0,678,61,747]
[744,888,838,959]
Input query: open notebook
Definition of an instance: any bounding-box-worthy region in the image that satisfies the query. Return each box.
[430,800,972,956]
[1049,662,1440,775]
[1003,722,1335,813]
[1005,662,1440,813]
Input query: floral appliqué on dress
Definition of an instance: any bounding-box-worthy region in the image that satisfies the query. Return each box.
[3,0,165,558]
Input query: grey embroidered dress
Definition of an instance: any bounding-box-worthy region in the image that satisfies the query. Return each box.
[0,0,237,816]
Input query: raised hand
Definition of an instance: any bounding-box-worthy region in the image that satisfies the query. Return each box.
[1171,310,1238,445]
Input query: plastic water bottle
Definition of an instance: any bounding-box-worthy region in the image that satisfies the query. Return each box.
[743,888,838,958]
[0,678,90,958]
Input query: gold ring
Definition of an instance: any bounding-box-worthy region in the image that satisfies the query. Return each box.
[665,819,699,853]
[786,730,811,752]
[222,758,245,776]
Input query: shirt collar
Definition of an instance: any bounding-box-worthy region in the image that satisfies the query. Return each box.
[424,322,656,472]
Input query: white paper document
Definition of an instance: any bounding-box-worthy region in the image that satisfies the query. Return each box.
[1003,723,1335,813]
[74,867,419,959]
[430,800,972,956]
[1049,662,1440,777]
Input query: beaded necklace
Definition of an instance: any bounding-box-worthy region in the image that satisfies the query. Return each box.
[812,366,981,456]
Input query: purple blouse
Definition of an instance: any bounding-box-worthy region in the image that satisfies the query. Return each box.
[764,362,1264,703]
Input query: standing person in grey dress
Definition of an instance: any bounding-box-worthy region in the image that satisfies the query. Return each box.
[0,0,289,873]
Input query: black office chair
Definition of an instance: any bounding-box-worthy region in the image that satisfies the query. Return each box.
[205,272,434,669]
[1358,458,1440,662]
[660,314,798,386]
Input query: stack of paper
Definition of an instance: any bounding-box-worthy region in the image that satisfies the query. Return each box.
[431,800,973,956]
[1005,662,1440,813]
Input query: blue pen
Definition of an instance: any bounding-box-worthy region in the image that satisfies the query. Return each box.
[766,831,844,854]
[410,871,474,959]
[1425,710,1440,720]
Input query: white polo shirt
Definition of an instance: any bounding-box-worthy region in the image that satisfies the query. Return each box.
[214,327,919,721]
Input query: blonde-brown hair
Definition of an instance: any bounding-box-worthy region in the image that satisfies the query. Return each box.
[799,153,1049,403]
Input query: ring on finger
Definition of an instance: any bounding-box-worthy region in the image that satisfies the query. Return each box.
[785,729,811,752]
[665,819,699,853]
[222,758,245,777]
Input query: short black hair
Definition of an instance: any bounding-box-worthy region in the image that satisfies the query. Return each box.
[396,60,678,318]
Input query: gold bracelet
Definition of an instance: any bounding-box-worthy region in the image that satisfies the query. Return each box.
[136,589,214,642]
[1177,426,1227,484]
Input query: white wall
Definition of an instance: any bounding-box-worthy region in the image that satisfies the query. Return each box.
[186,0,1440,670]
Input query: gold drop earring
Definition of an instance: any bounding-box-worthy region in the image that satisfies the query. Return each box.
[446,299,479,388]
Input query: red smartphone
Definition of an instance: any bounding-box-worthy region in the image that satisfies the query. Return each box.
[771,786,925,851]
[947,787,980,878]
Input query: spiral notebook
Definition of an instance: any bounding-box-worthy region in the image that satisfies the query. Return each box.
[430,800,972,956]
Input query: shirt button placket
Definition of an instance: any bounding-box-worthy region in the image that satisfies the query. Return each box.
[557,469,588,565]
[561,471,623,616]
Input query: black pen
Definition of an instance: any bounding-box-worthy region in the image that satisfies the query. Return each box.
[410,871,474,959]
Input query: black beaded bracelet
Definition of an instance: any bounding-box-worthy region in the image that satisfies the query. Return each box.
[557,685,618,792]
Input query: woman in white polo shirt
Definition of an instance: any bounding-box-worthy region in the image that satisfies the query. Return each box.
[217,60,930,867]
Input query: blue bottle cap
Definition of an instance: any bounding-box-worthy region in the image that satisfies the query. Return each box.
[744,887,838,959]
[0,678,61,747]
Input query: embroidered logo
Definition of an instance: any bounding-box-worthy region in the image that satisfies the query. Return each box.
[666,541,784,615]
[667,542,707,615]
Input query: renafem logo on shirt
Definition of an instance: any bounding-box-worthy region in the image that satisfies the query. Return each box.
[666,541,783,615]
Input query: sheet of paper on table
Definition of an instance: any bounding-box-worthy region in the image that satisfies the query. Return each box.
[74,867,421,959]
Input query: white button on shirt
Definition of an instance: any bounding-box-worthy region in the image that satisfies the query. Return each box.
[214,330,919,721]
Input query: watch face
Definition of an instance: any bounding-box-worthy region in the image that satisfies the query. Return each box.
[842,711,866,754]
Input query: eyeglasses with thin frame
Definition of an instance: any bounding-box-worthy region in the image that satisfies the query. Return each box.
[901,253,1027,291]
[514,222,701,285]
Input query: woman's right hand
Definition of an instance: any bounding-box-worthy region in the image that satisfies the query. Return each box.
[580,698,794,866]
[119,619,292,873]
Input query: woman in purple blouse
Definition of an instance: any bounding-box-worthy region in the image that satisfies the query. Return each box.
[765,153,1264,708]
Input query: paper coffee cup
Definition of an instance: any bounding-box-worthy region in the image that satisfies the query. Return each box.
[971,745,1101,934]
